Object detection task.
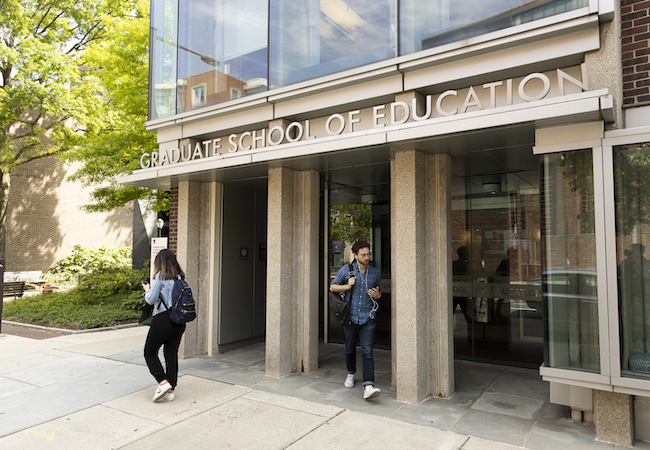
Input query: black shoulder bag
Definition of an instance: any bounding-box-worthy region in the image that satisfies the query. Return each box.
[328,265,354,325]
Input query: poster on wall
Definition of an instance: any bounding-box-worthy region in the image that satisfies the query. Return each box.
[150,238,168,280]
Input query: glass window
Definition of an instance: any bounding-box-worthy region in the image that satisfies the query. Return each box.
[614,143,650,380]
[150,0,178,120]
[269,0,397,88]
[400,0,588,55]
[177,0,268,114]
[541,150,599,373]
[192,84,207,106]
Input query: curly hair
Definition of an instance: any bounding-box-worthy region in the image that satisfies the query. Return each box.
[352,240,371,255]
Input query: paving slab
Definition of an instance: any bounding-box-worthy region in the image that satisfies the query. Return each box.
[472,391,546,421]
[3,354,124,387]
[103,375,251,425]
[0,349,66,375]
[286,409,469,449]
[462,437,524,449]
[120,396,332,450]
[208,364,269,387]
[526,419,613,450]
[487,367,550,401]
[0,405,163,450]
[216,347,266,368]
[443,386,484,408]
[389,397,468,430]
[536,400,571,422]
[455,360,506,391]
[318,366,353,384]
[249,372,318,395]
[0,377,38,400]
[0,362,152,437]
[242,390,343,417]
[337,385,402,417]
[182,358,241,380]
[450,408,533,447]
[289,378,357,405]
[51,334,148,358]
[0,334,58,361]
[47,326,147,345]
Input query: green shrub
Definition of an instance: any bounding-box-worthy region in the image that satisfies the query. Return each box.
[3,292,141,329]
[77,266,148,300]
[46,245,133,283]
[4,264,151,329]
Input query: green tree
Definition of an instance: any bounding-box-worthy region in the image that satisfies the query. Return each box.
[613,143,650,236]
[66,0,168,213]
[330,203,372,245]
[0,0,132,259]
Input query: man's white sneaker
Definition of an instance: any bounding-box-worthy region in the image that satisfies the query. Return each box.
[344,373,355,388]
[163,391,175,401]
[152,381,172,401]
[363,385,381,399]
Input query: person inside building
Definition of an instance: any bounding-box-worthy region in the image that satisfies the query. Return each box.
[330,240,382,399]
[141,249,186,402]
[453,245,472,322]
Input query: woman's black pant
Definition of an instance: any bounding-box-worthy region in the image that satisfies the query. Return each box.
[144,311,185,388]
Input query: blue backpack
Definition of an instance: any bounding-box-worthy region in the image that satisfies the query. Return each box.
[162,278,196,324]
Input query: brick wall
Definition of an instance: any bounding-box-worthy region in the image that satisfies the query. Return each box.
[622,0,650,106]
[6,157,133,272]
[168,186,178,253]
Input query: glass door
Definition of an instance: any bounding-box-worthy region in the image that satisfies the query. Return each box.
[325,164,391,348]
[452,171,543,367]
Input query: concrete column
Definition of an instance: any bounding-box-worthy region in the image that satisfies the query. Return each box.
[266,167,320,377]
[293,170,320,373]
[594,390,634,446]
[427,153,454,398]
[176,180,207,359]
[392,150,453,403]
[206,182,222,356]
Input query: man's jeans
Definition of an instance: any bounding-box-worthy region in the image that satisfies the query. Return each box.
[344,319,376,385]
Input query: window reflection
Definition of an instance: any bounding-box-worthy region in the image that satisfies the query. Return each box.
[150,0,178,120]
[614,143,650,380]
[150,0,591,118]
[541,150,599,373]
[269,0,397,88]
[400,0,588,54]
[176,0,268,113]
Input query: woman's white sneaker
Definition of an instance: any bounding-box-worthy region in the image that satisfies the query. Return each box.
[344,373,355,388]
[152,381,171,401]
[163,391,175,401]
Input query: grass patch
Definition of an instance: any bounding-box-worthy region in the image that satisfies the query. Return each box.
[3,266,149,330]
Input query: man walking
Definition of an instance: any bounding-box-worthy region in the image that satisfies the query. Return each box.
[330,240,382,399]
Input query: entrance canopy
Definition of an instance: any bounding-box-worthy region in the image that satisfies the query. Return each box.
[118,88,612,190]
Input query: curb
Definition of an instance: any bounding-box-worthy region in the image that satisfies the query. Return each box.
[1,320,141,335]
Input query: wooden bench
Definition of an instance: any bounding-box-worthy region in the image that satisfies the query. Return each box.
[3,281,26,299]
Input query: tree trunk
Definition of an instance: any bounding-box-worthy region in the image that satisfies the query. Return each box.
[0,169,9,260]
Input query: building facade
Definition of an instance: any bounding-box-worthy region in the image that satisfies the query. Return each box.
[120,0,650,444]
[7,158,133,273]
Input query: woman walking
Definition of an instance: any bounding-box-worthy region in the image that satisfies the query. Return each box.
[142,249,186,402]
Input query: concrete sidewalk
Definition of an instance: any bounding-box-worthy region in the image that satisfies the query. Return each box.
[0,327,643,449]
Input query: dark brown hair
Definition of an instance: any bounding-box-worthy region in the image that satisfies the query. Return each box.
[153,249,186,280]
[352,241,370,255]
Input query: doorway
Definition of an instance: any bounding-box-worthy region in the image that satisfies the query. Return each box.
[323,162,391,348]
[218,182,267,351]
[452,166,543,368]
